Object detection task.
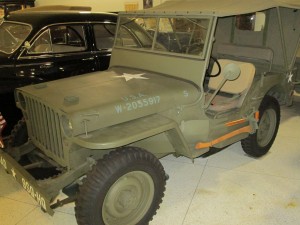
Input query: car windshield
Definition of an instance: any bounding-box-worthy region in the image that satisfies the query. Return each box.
[0,22,31,54]
[115,15,211,58]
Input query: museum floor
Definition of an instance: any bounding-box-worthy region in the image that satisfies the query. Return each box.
[1,95,300,225]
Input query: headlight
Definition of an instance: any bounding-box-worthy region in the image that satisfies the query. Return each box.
[61,115,73,137]
[17,92,26,110]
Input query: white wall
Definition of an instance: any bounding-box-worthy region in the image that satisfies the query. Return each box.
[35,0,165,12]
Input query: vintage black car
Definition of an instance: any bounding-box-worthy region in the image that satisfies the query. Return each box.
[0,10,117,136]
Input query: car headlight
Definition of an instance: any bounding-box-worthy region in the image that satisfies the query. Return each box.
[61,115,73,137]
[17,92,26,110]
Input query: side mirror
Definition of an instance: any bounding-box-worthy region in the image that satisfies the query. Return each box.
[204,63,241,109]
[223,63,241,81]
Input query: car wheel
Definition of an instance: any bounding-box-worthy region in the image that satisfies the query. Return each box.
[75,147,166,225]
[241,95,280,157]
[9,118,28,147]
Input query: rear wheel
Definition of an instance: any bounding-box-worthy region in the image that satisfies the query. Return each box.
[75,147,166,225]
[241,95,280,157]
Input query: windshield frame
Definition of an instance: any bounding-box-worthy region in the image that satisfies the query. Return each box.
[114,14,214,59]
[0,21,32,55]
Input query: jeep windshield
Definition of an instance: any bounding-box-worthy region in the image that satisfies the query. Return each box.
[0,22,31,54]
[115,15,211,58]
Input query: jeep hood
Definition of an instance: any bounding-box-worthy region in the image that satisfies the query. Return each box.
[18,67,200,135]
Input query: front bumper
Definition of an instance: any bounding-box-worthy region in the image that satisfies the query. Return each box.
[0,149,54,215]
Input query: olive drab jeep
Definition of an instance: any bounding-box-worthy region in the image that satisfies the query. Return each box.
[1,1,300,224]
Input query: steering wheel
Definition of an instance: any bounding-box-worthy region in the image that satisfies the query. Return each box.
[206,56,221,77]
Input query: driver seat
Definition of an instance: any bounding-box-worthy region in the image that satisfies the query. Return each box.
[206,59,256,112]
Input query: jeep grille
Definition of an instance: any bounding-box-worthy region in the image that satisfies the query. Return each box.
[23,94,65,164]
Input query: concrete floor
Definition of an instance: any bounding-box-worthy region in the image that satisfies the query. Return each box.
[1,96,300,225]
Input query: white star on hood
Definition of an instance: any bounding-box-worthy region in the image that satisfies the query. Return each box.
[117,73,149,81]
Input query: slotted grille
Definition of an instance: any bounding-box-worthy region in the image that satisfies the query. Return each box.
[24,95,65,161]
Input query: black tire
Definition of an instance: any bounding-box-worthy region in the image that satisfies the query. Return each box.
[241,95,280,157]
[75,147,166,225]
[8,118,28,147]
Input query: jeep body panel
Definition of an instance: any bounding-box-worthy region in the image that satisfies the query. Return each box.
[18,67,200,136]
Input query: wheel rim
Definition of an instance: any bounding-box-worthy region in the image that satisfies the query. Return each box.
[257,108,277,147]
[102,171,154,225]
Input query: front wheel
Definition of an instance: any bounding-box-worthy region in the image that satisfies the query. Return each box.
[75,147,166,225]
[241,95,280,157]
[8,118,28,147]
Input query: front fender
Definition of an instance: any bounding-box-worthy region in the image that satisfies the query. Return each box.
[72,114,187,153]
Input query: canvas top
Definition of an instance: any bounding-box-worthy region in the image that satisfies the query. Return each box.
[124,0,300,16]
